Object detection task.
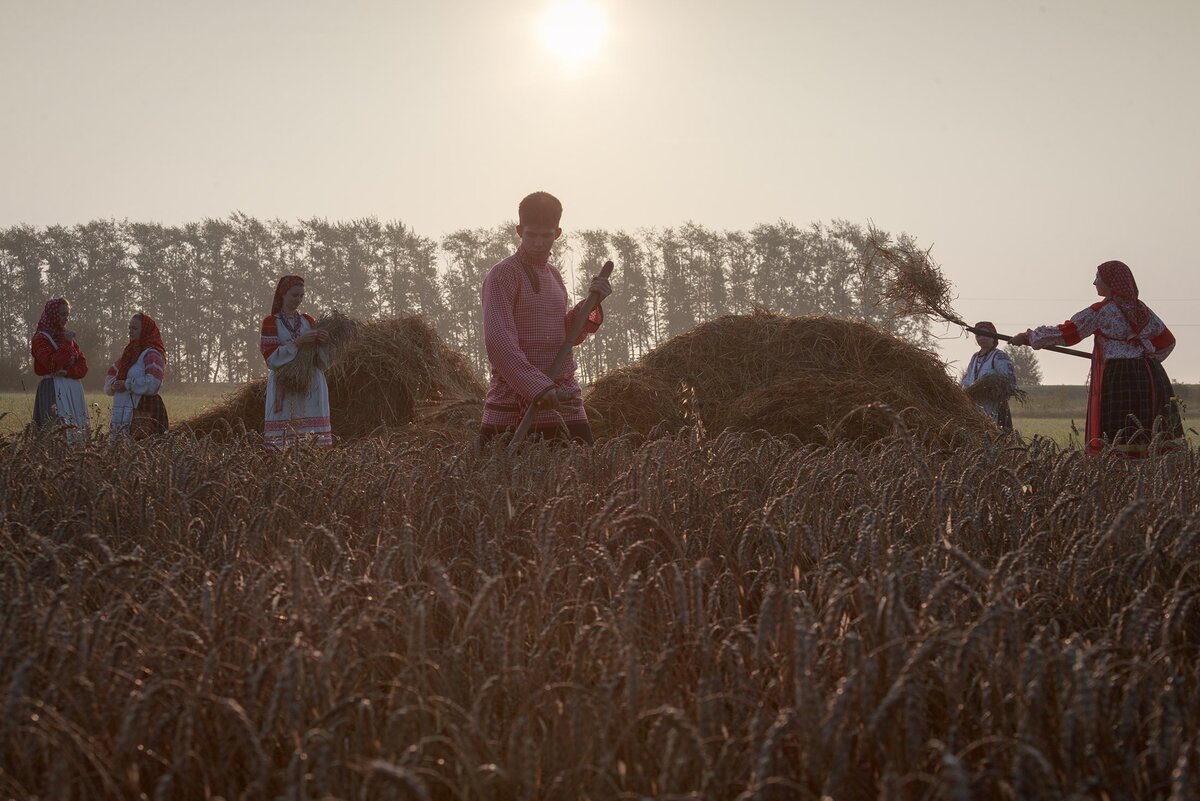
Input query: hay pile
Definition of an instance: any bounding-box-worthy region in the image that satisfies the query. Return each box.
[183,316,484,441]
[584,311,993,445]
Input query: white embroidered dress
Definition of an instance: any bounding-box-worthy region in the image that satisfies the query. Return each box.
[104,348,165,433]
[960,348,1017,423]
[261,313,334,447]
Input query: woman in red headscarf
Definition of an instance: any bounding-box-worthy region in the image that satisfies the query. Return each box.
[1011,261,1182,457]
[260,275,333,448]
[104,312,168,438]
[30,297,90,441]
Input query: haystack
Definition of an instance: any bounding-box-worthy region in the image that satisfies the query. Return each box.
[584,311,992,445]
[182,316,484,440]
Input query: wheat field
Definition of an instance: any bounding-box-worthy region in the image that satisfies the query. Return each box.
[1,427,1197,800]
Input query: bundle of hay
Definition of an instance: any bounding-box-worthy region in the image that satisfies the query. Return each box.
[584,311,993,445]
[964,372,1027,407]
[183,315,485,440]
[864,229,958,321]
[274,312,360,394]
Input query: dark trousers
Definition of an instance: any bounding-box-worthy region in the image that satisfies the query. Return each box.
[478,419,594,447]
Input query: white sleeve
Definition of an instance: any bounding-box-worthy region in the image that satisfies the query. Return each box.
[267,341,298,368]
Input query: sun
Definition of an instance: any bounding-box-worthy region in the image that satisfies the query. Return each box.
[539,0,607,68]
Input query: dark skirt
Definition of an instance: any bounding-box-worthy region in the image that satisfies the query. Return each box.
[1087,357,1183,456]
[130,394,170,439]
[32,377,56,427]
[995,401,1013,433]
[478,419,594,447]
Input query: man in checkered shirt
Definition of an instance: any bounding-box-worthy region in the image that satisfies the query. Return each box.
[478,191,612,445]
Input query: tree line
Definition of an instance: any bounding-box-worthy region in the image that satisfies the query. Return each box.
[0,215,940,390]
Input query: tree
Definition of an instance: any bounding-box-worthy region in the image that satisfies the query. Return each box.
[440,226,513,377]
[0,225,45,368]
[0,216,953,388]
[1006,344,1043,386]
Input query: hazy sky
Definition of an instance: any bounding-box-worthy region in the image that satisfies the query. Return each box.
[3,0,1198,382]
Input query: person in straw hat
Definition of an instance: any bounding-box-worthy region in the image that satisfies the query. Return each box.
[1010,260,1182,457]
[104,312,169,438]
[259,275,334,448]
[478,191,612,445]
[960,321,1016,431]
[30,296,90,443]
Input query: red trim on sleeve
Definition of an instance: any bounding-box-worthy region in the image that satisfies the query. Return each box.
[1150,326,1175,353]
[143,350,166,381]
[1059,320,1082,346]
[260,315,280,361]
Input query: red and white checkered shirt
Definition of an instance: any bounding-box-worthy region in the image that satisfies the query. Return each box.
[481,252,603,427]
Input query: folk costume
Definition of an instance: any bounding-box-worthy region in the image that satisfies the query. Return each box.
[30,298,89,442]
[480,245,603,444]
[260,276,333,448]
[1025,261,1181,457]
[104,313,168,438]
[960,321,1017,431]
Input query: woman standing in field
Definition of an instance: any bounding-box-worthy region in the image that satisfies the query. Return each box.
[960,321,1017,431]
[30,297,89,442]
[260,275,333,448]
[104,312,168,438]
[1011,260,1182,457]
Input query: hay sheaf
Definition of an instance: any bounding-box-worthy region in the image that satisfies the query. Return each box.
[584,311,992,444]
[964,372,1028,407]
[182,316,484,440]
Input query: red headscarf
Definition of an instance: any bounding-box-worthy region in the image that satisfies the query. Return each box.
[36,298,67,336]
[271,275,305,315]
[115,312,166,380]
[1097,260,1150,332]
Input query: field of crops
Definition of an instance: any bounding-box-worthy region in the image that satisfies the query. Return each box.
[2,426,1198,800]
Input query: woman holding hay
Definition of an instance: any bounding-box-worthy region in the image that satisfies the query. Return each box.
[960,321,1017,431]
[260,275,334,448]
[104,312,168,438]
[1010,260,1182,457]
[30,297,90,442]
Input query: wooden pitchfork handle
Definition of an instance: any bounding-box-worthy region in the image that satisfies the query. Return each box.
[936,307,1091,360]
[508,260,615,449]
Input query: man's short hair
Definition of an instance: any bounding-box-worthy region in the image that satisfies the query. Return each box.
[518,192,563,228]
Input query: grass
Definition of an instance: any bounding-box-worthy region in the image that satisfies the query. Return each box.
[1010,415,1082,446]
[0,385,232,435]
[1018,383,1197,417]
[1011,384,1198,447]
